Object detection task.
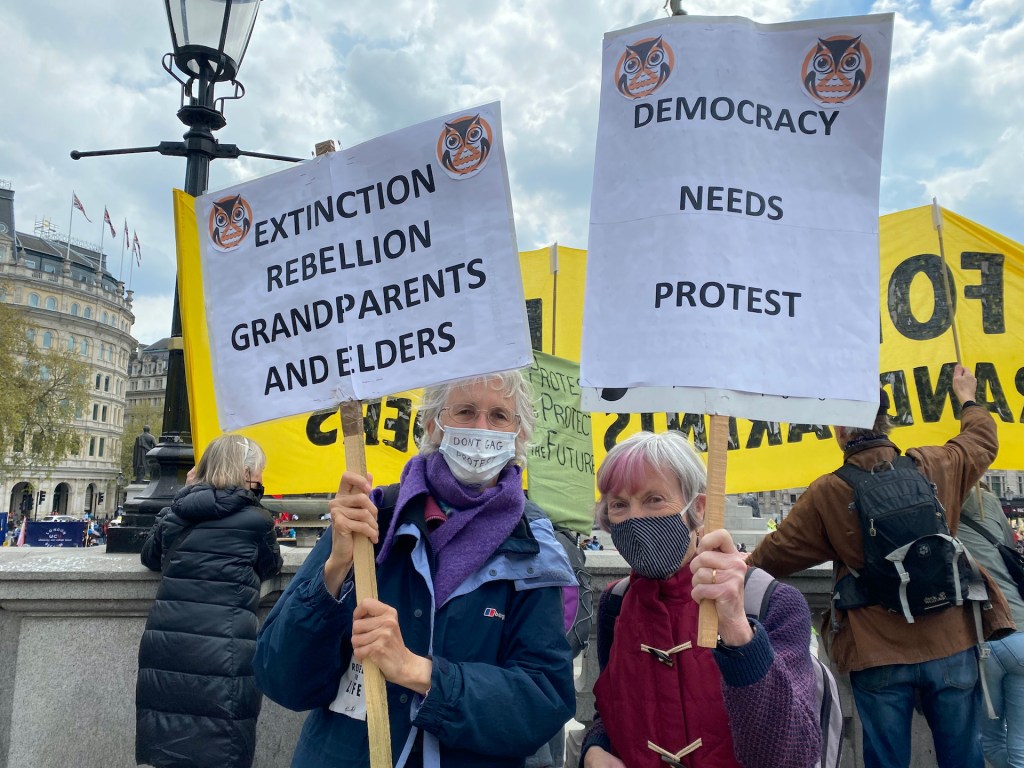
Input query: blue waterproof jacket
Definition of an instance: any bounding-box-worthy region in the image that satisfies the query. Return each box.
[254,487,576,768]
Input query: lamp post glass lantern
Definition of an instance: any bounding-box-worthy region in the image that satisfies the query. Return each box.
[164,0,261,83]
[71,0,299,552]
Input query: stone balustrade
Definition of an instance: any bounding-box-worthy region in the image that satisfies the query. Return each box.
[0,546,942,768]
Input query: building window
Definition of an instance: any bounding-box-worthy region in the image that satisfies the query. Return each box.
[99,437,105,458]
[84,307,92,319]
[80,339,89,356]
[39,366,50,381]
[95,374,101,390]
[71,303,79,316]
[45,297,57,311]
[89,437,96,457]
[26,328,35,343]
[92,404,99,420]
[42,331,52,348]
[67,334,76,351]
[101,405,107,422]
[104,376,110,392]
[156,378,164,388]
[102,311,108,324]
[29,293,39,307]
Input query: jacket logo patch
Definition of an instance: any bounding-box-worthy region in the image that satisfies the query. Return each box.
[483,608,505,620]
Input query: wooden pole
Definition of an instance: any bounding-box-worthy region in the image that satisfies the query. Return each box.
[549,242,559,356]
[932,198,985,520]
[316,139,392,767]
[931,199,963,365]
[697,414,729,648]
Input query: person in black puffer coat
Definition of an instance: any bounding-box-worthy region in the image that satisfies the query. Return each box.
[136,435,283,768]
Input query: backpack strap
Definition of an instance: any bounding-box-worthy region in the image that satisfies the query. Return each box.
[958,543,997,720]
[610,575,630,599]
[833,462,870,488]
[960,515,1001,547]
[743,566,778,622]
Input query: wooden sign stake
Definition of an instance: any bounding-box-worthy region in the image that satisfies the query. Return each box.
[932,198,984,520]
[316,139,392,767]
[697,414,729,648]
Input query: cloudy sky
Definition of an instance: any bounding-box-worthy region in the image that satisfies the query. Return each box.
[2,0,1021,345]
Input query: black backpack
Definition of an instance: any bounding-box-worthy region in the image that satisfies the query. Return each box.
[960,514,1024,600]
[551,525,594,658]
[833,455,972,623]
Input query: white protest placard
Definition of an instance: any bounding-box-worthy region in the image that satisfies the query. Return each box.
[195,103,531,431]
[580,14,893,426]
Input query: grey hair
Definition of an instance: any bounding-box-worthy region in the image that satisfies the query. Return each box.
[839,411,894,444]
[417,369,535,465]
[194,434,267,489]
[594,431,707,532]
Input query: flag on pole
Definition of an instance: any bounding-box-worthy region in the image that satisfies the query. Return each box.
[123,220,130,250]
[72,192,92,222]
[133,231,141,266]
[103,207,116,238]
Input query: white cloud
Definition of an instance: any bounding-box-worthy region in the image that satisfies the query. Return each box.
[127,293,174,348]
[1,0,1021,359]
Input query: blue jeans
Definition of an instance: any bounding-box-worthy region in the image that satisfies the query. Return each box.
[850,647,984,768]
[980,630,1024,768]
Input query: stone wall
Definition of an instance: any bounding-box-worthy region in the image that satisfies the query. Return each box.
[0,547,943,768]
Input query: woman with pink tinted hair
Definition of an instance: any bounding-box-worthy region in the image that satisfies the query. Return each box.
[581,431,821,768]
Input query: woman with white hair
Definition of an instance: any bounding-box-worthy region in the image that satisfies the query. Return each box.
[136,435,282,768]
[255,370,577,768]
[581,430,821,768]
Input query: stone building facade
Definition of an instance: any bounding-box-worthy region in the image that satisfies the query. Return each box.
[0,182,136,521]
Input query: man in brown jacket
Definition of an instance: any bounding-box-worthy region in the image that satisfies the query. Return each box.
[748,364,1014,768]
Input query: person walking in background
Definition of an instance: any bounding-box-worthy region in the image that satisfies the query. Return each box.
[254,370,577,767]
[957,483,1024,768]
[582,431,822,768]
[748,365,1014,768]
[136,435,282,768]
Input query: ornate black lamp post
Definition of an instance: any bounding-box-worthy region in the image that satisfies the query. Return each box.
[72,0,301,552]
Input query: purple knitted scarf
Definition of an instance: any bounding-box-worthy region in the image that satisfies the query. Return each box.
[376,452,526,607]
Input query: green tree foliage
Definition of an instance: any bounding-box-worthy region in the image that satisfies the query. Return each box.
[0,294,91,477]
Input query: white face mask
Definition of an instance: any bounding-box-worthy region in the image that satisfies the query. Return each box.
[438,425,517,487]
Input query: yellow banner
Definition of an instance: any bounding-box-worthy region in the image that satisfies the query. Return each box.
[587,206,1024,492]
[177,193,1023,496]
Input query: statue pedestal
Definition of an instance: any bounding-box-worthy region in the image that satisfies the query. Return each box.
[124,483,148,505]
[107,441,193,554]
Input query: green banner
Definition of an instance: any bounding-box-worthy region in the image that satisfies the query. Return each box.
[525,351,595,536]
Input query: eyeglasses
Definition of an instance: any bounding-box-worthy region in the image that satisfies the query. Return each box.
[441,403,520,430]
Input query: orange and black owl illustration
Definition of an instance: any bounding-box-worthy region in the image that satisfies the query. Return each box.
[208,194,252,250]
[615,36,674,100]
[802,35,871,105]
[437,115,493,179]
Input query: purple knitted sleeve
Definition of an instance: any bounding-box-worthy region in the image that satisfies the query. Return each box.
[716,582,822,768]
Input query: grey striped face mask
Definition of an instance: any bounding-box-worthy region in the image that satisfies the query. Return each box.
[609,507,693,580]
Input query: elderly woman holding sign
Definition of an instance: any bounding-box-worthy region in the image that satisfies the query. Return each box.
[254,370,576,768]
[581,431,822,768]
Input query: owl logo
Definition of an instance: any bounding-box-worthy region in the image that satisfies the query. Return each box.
[614,36,675,100]
[801,35,872,105]
[208,194,253,251]
[436,115,493,180]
